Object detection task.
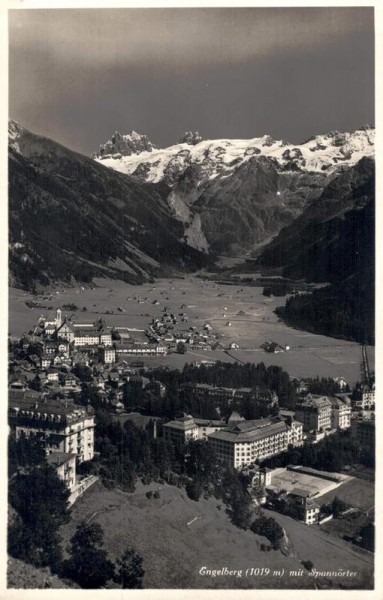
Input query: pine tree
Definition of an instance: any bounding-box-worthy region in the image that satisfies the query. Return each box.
[8,463,70,569]
[63,522,115,588]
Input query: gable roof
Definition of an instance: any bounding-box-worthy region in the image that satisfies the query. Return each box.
[57,321,74,333]
[47,452,76,468]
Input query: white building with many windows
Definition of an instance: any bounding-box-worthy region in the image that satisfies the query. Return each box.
[98,346,116,364]
[207,415,302,469]
[73,329,100,347]
[8,394,95,463]
[163,415,200,444]
[330,397,351,430]
[163,415,226,445]
[353,388,375,410]
[295,395,332,432]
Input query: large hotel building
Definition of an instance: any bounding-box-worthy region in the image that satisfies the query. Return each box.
[8,391,95,463]
[207,413,303,469]
[163,411,303,469]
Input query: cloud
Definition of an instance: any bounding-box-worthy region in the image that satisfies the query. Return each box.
[8,7,374,155]
[9,7,374,73]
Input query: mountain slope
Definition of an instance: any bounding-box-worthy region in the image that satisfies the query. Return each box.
[93,126,375,255]
[258,156,374,282]
[258,157,375,343]
[9,122,209,290]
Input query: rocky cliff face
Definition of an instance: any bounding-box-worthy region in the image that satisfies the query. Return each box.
[191,156,328,254]
[93,126,375,255]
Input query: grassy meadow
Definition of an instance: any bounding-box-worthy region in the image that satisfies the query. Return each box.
[9,276,373,385]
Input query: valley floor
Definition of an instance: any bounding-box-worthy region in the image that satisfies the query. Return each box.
[9,275,374,385]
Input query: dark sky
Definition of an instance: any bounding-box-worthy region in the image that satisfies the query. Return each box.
[9,7,374,156]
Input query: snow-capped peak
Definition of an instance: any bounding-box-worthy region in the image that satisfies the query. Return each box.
[93,126,374,185]
[8,120,25,153]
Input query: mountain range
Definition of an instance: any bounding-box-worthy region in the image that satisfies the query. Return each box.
[9,120,375,338]
[93,126,374,255]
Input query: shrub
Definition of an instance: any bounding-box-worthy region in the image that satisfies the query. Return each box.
[251,515,284,550]
[62,303,78,311]
[115,546,145,588]
[176,342,187,354]
[331,496,347,517]
[186,480,202,502]
[230,495,253,530]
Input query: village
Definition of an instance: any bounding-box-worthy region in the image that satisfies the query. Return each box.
[8,302,375,536]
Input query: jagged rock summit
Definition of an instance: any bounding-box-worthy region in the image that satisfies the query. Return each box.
[92,130,157,159]
[93,125,374,183]
[179,131,203,145]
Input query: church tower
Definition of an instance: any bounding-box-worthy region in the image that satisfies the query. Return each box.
[56,308,62,328]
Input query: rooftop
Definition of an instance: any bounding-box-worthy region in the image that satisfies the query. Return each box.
[298,394,332,409]
[289,487,312,498]
[74,329,100,336]
[194,418,226,427]
[163,418,198,432]
[208,419,287,443]
[266,466,351,498]
[47,452,76,468]
[330,397,349,409]
[9,395,93,421]
[9,389,41,401]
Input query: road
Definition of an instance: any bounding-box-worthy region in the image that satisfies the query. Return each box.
[263,509,373,573]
